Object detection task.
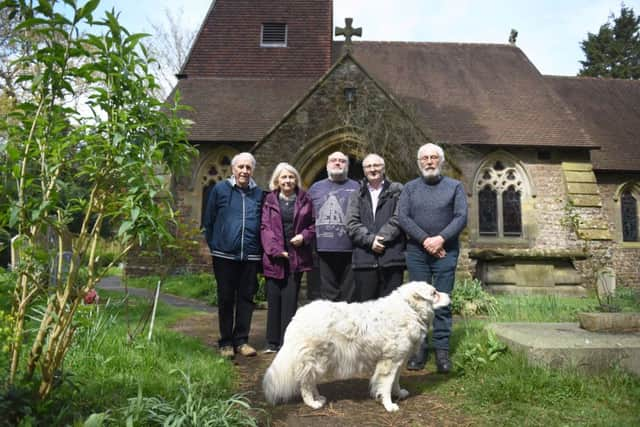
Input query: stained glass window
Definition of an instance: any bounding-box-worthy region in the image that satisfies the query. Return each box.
[503,186,522,236]
[475,157,528,239]
[479,186,498,235]
[621,190,638,242]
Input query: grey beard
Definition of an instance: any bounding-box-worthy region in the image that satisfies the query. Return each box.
[328,170,348,181]
[421,167,441,182]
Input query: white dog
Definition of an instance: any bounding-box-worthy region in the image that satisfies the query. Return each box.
[262,281,450,412]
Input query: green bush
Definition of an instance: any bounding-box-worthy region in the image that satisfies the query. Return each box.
[452,278,498,316]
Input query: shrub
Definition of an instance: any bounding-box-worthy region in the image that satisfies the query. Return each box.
[452,278,498,317]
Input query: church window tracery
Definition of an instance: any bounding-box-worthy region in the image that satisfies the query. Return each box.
[475,157,529,239]
[620,186,639,242]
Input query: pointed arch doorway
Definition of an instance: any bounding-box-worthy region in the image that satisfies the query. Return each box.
[293,127,366,189]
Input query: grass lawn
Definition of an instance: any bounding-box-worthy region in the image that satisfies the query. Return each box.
[0,271,258,426]
[3,271,639,425]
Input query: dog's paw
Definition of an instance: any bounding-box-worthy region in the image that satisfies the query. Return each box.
[384,402,400,412]
[396,388,409,400]
[304,398,326,410]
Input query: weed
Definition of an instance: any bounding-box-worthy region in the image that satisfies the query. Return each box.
[452,278,499,317]
[454,329,508,375]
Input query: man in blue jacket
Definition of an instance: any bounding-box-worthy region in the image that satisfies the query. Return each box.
[203,152,264,359]
[398,143,468,373]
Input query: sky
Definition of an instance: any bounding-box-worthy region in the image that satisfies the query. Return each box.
[95,0,640,77]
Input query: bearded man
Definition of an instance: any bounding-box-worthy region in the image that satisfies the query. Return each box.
[308,151,359,302]
[398,143,468,373]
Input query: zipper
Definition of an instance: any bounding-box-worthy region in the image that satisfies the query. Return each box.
[240,191,246,260]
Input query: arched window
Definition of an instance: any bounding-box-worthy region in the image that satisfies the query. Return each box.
[198,151,234,228]
[620,186,639,242]
[474,156,530,239]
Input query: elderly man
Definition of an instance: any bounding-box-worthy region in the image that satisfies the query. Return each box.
[308,151,359,302]
[398,143,468,372]
[203,152,264,359]
[346,153,405,301]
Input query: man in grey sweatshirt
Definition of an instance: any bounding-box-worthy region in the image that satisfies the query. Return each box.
[398,143,468,372]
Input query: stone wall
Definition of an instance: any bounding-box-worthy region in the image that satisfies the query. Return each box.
[596,173,640,288]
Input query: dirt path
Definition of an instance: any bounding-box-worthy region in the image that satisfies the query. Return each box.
[171,312,475,427]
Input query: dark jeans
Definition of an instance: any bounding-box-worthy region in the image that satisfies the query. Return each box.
[212,256,258,348]
[317,251,355,302]
[265,271,302,348]
[405,246,458,350]
[353,266,404,302]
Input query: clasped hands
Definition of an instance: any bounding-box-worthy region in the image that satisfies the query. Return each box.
[279,234,304,258]
[422,235,446,258]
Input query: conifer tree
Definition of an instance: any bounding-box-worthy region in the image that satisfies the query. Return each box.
[579,5,640,79]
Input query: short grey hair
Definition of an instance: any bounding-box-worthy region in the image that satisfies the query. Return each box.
[269,162,301,191]
[417,143,445,163]
[231,152,256,168]
[362,153,385,169]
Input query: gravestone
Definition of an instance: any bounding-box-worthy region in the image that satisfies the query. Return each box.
[595,267,616,299]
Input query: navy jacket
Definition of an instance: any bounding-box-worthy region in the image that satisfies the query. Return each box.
[203,177,264,261]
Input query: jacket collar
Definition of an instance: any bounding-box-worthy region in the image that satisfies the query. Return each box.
[228,176,257,190]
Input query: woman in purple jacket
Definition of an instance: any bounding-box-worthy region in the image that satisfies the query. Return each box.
[261,163,315,353]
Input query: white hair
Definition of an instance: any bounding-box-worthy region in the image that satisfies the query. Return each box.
[362,153,385,170]
[231,152,256,168]
[269,162,301,191]
[417,143,445,163]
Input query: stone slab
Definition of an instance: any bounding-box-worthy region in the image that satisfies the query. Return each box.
[568,194,602,207]
[567,182,599,195]
[561,162,593,172]
[578,312,640,332]
[487,322,640,376]
[577,228,612,241]
[485,285,588,297]
[564,170,596,183]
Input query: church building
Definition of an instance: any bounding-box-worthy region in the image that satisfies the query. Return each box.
[129,0,640,294]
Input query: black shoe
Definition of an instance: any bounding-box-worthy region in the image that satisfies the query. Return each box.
[435,349,451,374]
[407,343,429,371]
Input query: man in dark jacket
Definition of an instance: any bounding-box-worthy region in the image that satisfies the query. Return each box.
[203,152,264,359]
[346,154,405,301]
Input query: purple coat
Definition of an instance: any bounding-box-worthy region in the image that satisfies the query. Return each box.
[261,189,315,279]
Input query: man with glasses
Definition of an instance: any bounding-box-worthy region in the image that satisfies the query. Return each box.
[346,154,405,301]
[308,151,359,301]
[398,143,468,373]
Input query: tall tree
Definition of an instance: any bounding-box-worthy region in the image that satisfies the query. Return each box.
[579,4,640,79]
[0,0,195,398]
[144,7,197,98]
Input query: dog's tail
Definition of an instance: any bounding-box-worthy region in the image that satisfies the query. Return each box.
[262,345,300,405]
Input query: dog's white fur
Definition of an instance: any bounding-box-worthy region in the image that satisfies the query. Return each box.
[262,281,450,412]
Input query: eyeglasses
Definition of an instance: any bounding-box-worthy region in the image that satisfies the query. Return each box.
[418,155,440,162]
[329,158,347,163]
[363,163,384,169]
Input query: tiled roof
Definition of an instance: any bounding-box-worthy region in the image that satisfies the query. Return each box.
[341,41,596,148]
[173,77,316,142]
[545,76,640,172]
[176,41,601,150]
[180,0,332,79]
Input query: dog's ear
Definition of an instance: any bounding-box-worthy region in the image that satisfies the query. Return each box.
[404,281,436,304]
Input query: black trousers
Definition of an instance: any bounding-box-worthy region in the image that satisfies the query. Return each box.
[354,266,404,302]
[265,271,302,348]
[212,256,258,348]
[317,251,355,302]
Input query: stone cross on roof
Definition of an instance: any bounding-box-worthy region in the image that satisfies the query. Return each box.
[335,17,362,51]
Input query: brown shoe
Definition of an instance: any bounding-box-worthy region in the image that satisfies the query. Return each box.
[236,344,257,357]
[219,346,234,359]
